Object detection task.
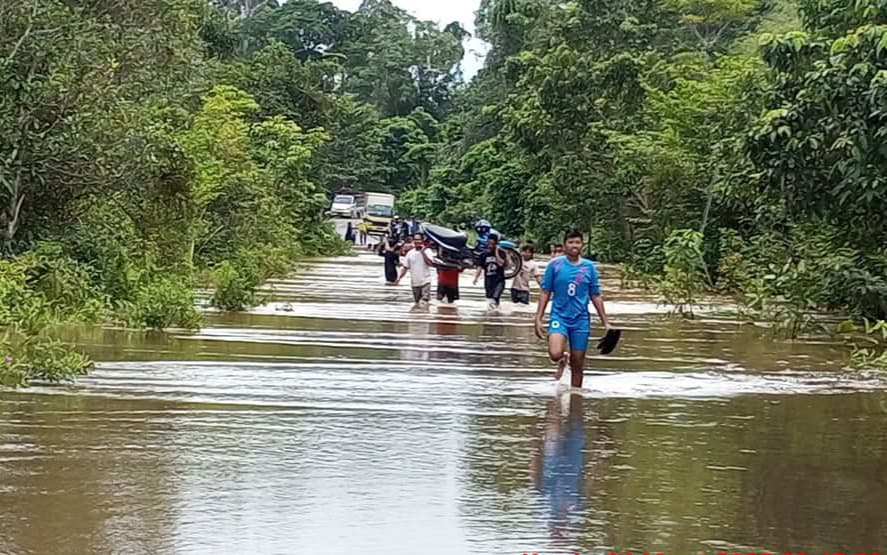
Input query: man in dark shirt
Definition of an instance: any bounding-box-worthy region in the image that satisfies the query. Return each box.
[473,234,507,310]
[388,217,403,242]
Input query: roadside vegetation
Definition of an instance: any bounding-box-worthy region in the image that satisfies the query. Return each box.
[397,0,887,364]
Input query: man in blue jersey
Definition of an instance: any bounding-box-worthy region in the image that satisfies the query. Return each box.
[534,228,611,388]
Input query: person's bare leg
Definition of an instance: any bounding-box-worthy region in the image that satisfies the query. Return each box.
[548,333,569,379]
[569,349,587,388]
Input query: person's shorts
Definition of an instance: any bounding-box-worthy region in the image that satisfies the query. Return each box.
[437,284,459,303]
[511,288,530,305]
[548,314,591,352]
[412,283,431,303]
[485,279,505,304]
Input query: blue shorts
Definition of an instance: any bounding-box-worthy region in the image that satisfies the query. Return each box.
[548,314,591,352]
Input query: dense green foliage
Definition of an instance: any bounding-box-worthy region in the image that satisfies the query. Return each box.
[400,0,887,342]
[847,319,887,369]
[0,0,471,385]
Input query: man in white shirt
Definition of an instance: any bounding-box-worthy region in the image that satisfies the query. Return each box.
[396,234,435,308]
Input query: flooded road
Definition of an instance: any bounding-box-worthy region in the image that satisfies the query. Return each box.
[2,252,886,555]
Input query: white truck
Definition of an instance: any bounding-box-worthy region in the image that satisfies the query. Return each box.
[362,192,396,236]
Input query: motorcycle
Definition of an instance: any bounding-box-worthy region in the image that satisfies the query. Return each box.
[421,222,523,279]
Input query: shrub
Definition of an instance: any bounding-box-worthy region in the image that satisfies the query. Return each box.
[719,223,887,336]
[209,246,294,311]
[847,320,887,370]
[657,229,707,316]
[299,222,351,257]
[210,261,259,311]
[121,275,201,330]
[0,332,94,387]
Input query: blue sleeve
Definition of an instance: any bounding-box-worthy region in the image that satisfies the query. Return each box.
[588,261,601,296]
[541,262,555,292]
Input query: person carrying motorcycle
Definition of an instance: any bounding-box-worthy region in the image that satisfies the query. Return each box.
[473,233,508,310]
[474,219,496,250]
[389,216,403,242]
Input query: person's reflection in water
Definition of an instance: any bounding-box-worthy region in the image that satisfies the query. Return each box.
[403,320,432,362]
[430,305,459,363]
[532,393,585,539]
[435,305,459,336]
[530,393,612,545]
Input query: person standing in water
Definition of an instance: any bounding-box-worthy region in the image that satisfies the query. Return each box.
[511,244,541,305]
[389,216,403,243]
[473,234,507,310]
[357,220,369,246]
[436,265,461,304]
[396,234,435,308]
[381,238,401,285]
[534,229,611,388]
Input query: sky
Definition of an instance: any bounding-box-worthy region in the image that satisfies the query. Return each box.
[329,0,489,78]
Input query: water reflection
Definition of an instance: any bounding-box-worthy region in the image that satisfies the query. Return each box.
[534,394,588,540]
[403,320,432,363]
[531,394,615,549]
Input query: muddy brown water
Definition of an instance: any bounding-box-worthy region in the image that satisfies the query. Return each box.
[1,252,886,555]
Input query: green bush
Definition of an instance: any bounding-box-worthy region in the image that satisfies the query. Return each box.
[210,261,260,311]
[299,222,351,257]
[0,332,94,387]
[712,223,887,336]
[625,237,666,280]
[121,275,202,330]
[19,243,110,322]
[843,320,887,370]
[657,229,708,317]
[209,245,297,311]
[588,225,630,262]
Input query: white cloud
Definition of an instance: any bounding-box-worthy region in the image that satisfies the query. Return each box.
[329,0,488,79]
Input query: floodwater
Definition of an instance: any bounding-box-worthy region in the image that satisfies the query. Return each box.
[2,251,886,555]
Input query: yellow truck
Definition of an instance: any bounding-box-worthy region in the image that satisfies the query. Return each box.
[362,192,396,237]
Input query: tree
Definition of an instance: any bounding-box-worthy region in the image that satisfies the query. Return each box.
[318,97,387,191]
[0,0,203,248]
[339,0,464,117]
[237,40,340,129]
[377,111,436,193]
[241,0,350,59]
[663,0,761,54]
[749,17,887,251]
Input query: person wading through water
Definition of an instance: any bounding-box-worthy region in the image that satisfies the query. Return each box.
[473,233,507,311]
[381,238,401,285]
[396,234,435,308]
[511,244,541,305]
[534,229,611,388]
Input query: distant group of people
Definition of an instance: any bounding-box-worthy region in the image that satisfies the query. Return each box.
[382,231,541,311]
[387,215,422,244]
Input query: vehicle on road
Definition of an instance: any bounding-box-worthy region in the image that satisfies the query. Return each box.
[421,222,522,279]
[363,192,396,236]
[329,194,359,218]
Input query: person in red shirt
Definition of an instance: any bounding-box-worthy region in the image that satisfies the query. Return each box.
[436,265,461,304]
